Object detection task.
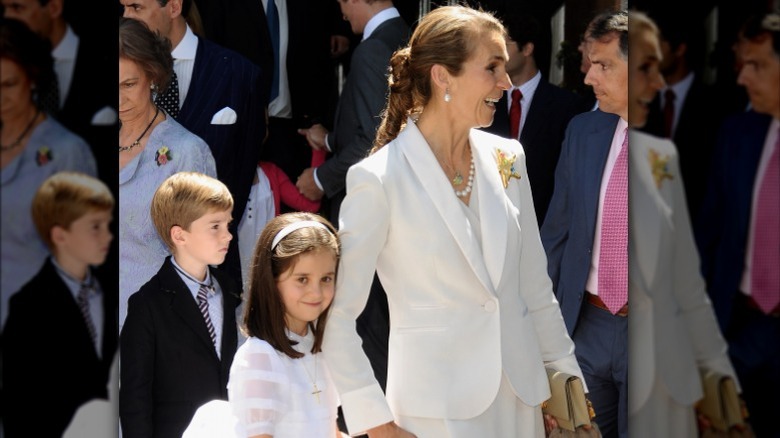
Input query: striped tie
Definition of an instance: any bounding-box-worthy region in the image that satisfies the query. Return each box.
[77,285,98,345]
[197,285,217,347]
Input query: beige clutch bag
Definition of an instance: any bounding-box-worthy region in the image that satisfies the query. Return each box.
[698,368,747,432]
[543,368,596,432]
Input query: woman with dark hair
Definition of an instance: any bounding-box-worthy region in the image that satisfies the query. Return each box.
[0,17,96,329]
[117,16,216,330]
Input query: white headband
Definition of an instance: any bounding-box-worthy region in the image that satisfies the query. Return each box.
[271,221,331,250]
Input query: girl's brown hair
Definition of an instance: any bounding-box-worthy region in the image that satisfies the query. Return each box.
[242,212,340,358]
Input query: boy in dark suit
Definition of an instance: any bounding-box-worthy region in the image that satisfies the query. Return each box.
[3,171,116,438]
[119,172,241,438]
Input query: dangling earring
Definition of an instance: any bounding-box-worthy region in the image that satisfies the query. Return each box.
[150,83,158,100]
[444,88,451,103]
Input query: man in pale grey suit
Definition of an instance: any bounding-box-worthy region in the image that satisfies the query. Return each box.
[296,0,409,224]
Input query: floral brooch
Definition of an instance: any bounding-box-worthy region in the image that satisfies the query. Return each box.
[496,148,521,188]
[648,149,673,188]
[36,146,52,166]
[155,146,172,166]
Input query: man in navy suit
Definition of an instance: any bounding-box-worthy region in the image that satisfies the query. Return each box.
[540,10,629,438]
[482,11,588,225]
[696,12,780,437]
[122,0,266,285]
[193,0,334,186]
[637,10,729,226]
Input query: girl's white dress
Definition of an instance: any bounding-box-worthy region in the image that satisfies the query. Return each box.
[183,330,339,437]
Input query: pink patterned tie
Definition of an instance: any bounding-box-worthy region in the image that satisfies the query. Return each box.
[599,128,628,314]
[751,130,780,314]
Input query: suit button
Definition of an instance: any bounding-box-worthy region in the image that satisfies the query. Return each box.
[483,300,497,312]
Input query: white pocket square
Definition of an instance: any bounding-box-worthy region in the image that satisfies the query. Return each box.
[90,106,118,125]
[210,107,237,125]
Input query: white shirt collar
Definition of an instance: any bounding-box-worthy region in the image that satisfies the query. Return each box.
[171,25,198,62]
[52,25,78,62]
[362,7,400,41]
[663,71,694,106]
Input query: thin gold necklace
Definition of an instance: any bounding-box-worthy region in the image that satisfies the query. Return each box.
[1,109,41,152]
[118,106,160,152]
[300,353,322,404]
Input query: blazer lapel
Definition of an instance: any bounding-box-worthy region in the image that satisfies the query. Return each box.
[471,131,509,291]
[160,259,219,358]
[400,120,495,293]
[582,118,614,237]
[628,130,666,292]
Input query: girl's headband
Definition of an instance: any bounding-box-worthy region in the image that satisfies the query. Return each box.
[271,220,331,250]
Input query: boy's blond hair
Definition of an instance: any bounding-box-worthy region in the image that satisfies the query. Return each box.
[151,172,234,252]
[31,172,115,251]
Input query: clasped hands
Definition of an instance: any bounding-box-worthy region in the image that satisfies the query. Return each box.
[296,123,328,201]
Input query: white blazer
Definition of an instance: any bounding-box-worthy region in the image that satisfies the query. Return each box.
[628,130,738,413]
[323,119,582,434]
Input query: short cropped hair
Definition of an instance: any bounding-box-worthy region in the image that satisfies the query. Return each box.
[31,172,115,250]
[586,9,629,59]
[150,172,234,252]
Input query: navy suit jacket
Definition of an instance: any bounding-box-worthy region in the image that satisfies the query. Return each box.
[483,79,588,224]
[119,256,240,438]
[175,35,265,283]
[3,258,118,438]
[695,111,773,331]
[540,109,619,335]
[56,37,118,192]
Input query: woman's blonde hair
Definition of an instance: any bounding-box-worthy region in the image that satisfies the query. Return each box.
[372,5,505,152]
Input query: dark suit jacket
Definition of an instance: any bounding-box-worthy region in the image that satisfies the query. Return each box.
[695,111,772,331]
[317,16,410,224]
[175,35,265,283]
[483,79,588,224]
[52,35,118,200]
[214,0,332,125]
[540,109,619,335]
[119,257,240,438]
[640,78,725,222]
[208,0,334,182]
[2,258,118,438]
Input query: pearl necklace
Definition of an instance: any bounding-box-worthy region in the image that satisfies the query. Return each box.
[454,156,475,198]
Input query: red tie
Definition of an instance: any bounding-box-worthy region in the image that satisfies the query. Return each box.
[599,128,629,314]
[510,88,522,140]
[663,89,675,138]
[751,130,780,314]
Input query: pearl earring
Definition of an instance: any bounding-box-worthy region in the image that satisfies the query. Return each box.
[444,88,451,103]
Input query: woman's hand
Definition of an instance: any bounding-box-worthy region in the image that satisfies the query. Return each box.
[543,413,559,435]
[366,421,417,438]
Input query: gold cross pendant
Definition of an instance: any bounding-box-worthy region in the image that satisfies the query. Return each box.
[312,383,322,404]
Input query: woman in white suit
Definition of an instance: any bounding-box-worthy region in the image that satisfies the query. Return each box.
[322,6,585,437]
[626,11,740,437]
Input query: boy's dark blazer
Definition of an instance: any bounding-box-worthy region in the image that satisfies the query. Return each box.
[2,257,118,438]
[119,256,241,438]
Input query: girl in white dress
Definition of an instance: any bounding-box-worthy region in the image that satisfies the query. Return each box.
[184,212,341,438]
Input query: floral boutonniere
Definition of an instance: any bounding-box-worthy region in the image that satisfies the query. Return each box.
[36,146,52,166]
[496,148,521,188]
[648,149,673,188]
[155,146,172,166]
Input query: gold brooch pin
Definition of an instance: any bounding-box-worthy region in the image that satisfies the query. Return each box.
[496,148,521,188]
